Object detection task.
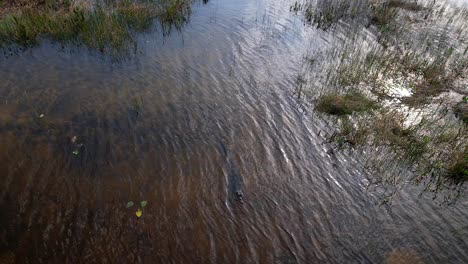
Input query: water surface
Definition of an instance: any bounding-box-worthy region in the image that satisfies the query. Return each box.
[0,0,467,263]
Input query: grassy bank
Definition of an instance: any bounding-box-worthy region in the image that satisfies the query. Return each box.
[0,0,192,51]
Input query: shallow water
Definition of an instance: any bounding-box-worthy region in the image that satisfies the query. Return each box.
[0,0,467,263]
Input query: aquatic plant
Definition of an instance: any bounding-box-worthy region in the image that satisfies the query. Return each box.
[136,208,143,217]
[126,200,148,218]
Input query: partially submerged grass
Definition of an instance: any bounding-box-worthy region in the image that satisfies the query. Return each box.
[294,0,468,200]
[0,0,193,51]
[292,0,427,30]
[0,6,153,50]
[316,93,378,115]
[160,0,191,34]
[446,150,468,184]
[327,106,467,200]
[387,0,425,12]
[308,28,465,107]
[296,0,468,108]
[162,0,188,23]
[291,0,369,30]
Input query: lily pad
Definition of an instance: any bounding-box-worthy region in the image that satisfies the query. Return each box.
[126,201,134,208]
[136,209,143,218]
[140,201,148,207]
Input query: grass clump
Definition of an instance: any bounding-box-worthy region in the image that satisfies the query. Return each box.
[316,93,378,115]
[370,3,398,28]
[454,97,468,124]
[446,150,468,185]
[304,6,340,30]
[332,110,429,157]
[162,0,188,23]
[159,0,191,34]
[116,4,154,31]
[387,0,425,12]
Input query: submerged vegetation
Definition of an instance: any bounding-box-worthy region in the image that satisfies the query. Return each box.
[454,97,468,124]
[316,93,378,115]
[294,0,468,202]
[0,0,193,51]
[327,107,467,191]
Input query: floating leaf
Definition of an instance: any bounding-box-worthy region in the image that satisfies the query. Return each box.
[72,150,79,155]
[136,209,142,218]
[126,201,134,208]
[140,201,148,207]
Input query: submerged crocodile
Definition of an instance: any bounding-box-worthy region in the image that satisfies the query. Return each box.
[219,141,244,204]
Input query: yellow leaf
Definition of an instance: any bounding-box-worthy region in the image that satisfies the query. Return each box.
[136,209,143,218]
